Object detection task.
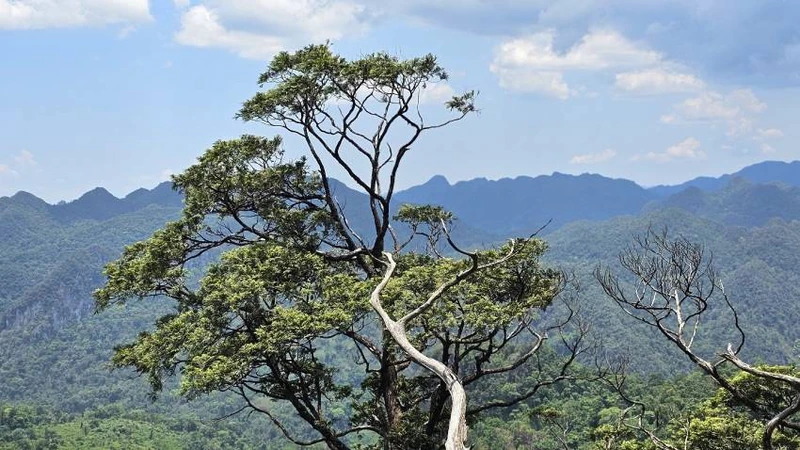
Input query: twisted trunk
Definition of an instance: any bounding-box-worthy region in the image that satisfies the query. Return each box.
[369,253,469,450]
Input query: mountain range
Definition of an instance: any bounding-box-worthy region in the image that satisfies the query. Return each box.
[10,158,800,236]
[3,158,800,443]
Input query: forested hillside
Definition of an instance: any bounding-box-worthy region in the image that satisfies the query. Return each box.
[3,160,800,448]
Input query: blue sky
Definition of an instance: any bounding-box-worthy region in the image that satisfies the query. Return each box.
[1,1,799,202]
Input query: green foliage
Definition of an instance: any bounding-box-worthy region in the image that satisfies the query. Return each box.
[237,44,473,122]
[94,43,561,450]
[6,44,800,448]
[0,403,272,450]
[605,368,800,450]
[715,365,800,412]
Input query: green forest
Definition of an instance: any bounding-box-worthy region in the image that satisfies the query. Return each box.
[3,46,800,450]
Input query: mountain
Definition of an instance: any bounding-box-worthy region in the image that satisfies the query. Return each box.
[4,162,800,344]
[396,172,657,235]
[648,177,800,227]
[545,208,800,373]
[0,181,183,224]
[4,161,800,446]
[0,183,185,346]
[649,160,800,196]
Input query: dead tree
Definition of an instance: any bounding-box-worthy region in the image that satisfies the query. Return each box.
[595,228,800,449]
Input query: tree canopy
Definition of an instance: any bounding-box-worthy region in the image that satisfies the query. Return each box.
[94,44,580,450]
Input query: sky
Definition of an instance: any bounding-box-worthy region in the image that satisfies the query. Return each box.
[1,1,799,202]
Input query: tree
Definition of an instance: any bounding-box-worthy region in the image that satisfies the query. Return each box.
[94,44,583,450]
[596,228,800,450]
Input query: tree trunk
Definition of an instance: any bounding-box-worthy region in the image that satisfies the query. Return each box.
[370,253,469,450]
[379,332,403,449]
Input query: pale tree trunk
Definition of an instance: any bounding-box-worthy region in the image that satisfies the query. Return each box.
[369,253,469,450]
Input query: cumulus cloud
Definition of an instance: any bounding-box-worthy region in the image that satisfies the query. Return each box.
[208,0,370,41]
[0,0,151,29]
[635,137,705,162]
[175,6,284,59]
[418,82,456,104]
[662,89,768,137]
[493,70,571,99]
[756,128,784,139]
[570,148,616,165]
[493,29,660,72]
[726,89,767,113]
[171,1,796,87]
[174,1,372,59]
[384,1,800,86]
[615,68,705,94]
[14,150,36,166]
[491,28,701,98]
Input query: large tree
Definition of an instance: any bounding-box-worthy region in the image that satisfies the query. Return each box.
[95,45,582,450]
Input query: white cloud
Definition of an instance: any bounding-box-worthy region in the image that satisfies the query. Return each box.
[493,69,572,99]
[727,89,767,113]
[207,0,370,42]
[0,164,14,176]
[676,92,739,120]
[493,29,660,72]
[615,68,705,94]
[570,148,616,164]
[175,6,284,60]
[419,82,455,104]
[635,137,705,162]
[174,1,372,59]
[490,28,700,99]
[726,117,754,137]
[379,1,800,85]
[173,0,191,8]
[14,150,35,166]
[760,143,776,154]
[0,0,151,29]
[756,128,784,139]
[663,89,768,137]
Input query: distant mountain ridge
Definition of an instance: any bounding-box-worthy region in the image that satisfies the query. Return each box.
[646,177,800,227]
[4,159,800,232]
[0,182,183,223]
[649,160,800,196]
[396,172,656,235]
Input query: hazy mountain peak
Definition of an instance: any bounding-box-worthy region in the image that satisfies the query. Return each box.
[10,190,47,204]
[422,174,450,187]
[1,191,50,212]
[76,187,117,202]
[650,160,800,196]
[123,182,182,209]
[124,187,149,199]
